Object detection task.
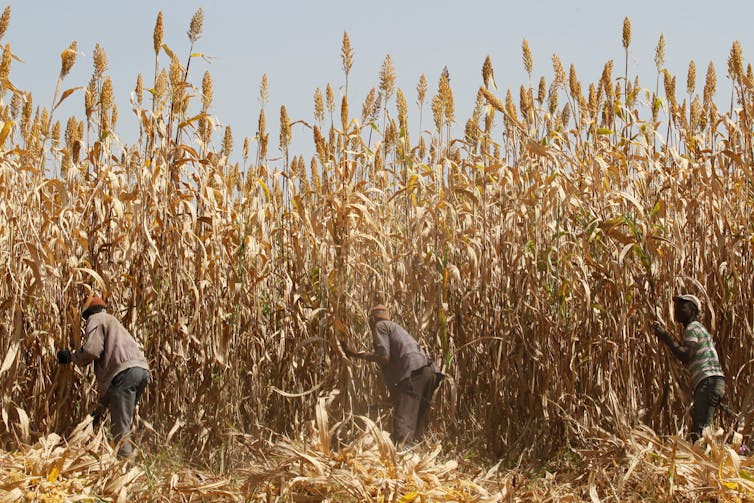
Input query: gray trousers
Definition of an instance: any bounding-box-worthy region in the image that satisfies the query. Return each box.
[105,367,149,458]
[391,365,437,447]
[691,375,725,444]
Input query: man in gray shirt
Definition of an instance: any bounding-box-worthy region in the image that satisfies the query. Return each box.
[341,305,441,447]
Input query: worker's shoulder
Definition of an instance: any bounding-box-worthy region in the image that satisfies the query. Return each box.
[378,320,413,338]
[687,320,708,331]
[88,311,124,329]
[685,320,710,336]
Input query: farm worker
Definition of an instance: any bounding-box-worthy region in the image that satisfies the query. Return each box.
[340,304,443,448]
[57,295,150,458]
[653,294,725,443]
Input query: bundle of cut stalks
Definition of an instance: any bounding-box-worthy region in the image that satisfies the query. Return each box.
[0,416,135,502]
[606,425,754,502]
[240,398,510,502]
[0,415,237,502]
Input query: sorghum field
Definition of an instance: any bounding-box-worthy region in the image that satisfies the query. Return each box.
[1,7,753,502]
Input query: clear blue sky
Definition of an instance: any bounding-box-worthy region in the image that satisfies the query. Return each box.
[6,1,754,159]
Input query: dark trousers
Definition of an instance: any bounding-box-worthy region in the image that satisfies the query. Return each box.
[391,365,437,447]
[105,367,149,458]
[691,376,725,444]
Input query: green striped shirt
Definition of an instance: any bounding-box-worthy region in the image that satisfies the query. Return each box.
[684,320,724,388]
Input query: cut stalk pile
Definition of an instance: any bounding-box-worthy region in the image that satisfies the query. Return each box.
[2,401,754,501]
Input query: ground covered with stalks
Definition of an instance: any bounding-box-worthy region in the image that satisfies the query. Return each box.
[0,6,753,502]
[2,401,754,502]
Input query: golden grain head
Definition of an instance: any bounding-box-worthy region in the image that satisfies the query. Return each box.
[728,40,743,80]
[519,84,530,116]
[522,38,533,75]
[417,73,428,105]
[663,69,675,100]
[93,43,107,78]
[60,40,78,78]
[155,68,168,100]
[223,125,233,155]
[340,95,348,129]
[257,107,266,135]
[40,109,50,135]
[0,6,10,41]
[560,102,571,127]
[588,82,597,112]
[84,76,96,115]
[686,60,696,96]
[0,43,11,82]
[439,69,454,124]
[379,54,396,99]
[64,116,76,145]
[259,74,269,105]
[569,64,580,97]
[551,54,566,85]
[279,105,291,149]
[464,117,477,146]
[100,76,114,111]
[600,60,614,92]
[135,73,143,105]
[326,83,335,113]
[9,89,20,117]
[188,8,204,43]
[396,88,408,129]
[431,93,443,131]
[202,71,213,111]
[313,88,324,124]
[622,17,632,49]
[537,76,546,103]
[51,120,61,144]
[169,55,182,87]
[341,31,354,75]
[690,95,701,128]
[313,124,326,161]
[482,55,494,89]
[242,136,249,159]
[478,86,503,116]
[383,118,395,148]
[153,11,164,53]
[548,86,559,114]
[654,33,666,70]
[504,88,516,118]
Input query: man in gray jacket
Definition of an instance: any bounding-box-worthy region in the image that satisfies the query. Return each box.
[58,296,150,458]
[341,305,442,447]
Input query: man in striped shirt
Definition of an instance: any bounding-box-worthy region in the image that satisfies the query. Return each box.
[654,294,725,443]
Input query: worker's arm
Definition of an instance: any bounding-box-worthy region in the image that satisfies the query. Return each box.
[340,340,389,365]
[653,322,697,364]
[340,321,390,366]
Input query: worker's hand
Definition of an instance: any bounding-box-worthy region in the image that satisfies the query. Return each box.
[57,349,72,364]
[90,406,104,427]
[653,322,671,343]
[339,340,358,358]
